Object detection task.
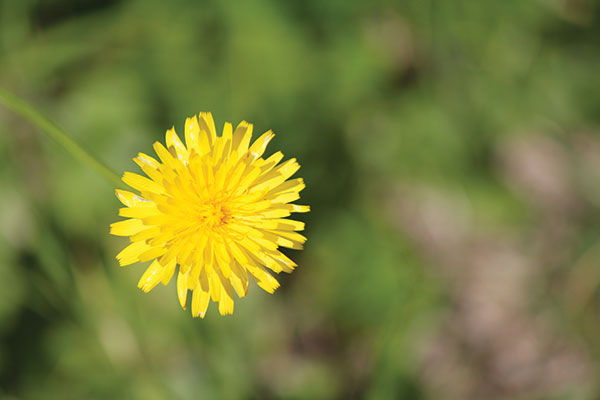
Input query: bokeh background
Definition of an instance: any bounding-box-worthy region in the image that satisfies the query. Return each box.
[1,0,600,398]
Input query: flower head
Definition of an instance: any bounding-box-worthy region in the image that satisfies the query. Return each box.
[110,113,308,317]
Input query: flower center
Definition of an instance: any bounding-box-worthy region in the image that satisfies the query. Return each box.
[198,202,229,229]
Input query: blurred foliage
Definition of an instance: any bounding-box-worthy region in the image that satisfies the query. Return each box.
[2,0,600,399]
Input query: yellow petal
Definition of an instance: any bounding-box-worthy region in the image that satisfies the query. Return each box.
[209,273,221,302]
[116,241,151,266]
[248,264,280,294]
[199,268,210,292]
[221,123,233,159]
[191,286,210,318]
[229,261,248,297]
[232,121,253,156]
[218,283,234,315]
[259,207,293,219]
[119,204,159,219]
[251,159,300,193]
[268,191,301,204]
[193,115,212,155]
[115,189,149,207]
[260,151,284,174]
[288,204,310,213]
[177,270,189,309]
[243,218,304,232]
[227,240,251,266]
[267,178,305,197]
[211,136,226,165]
[165,127,188,162]
[260,230,304,250]
[130,226,161,242]
[235,246,279,293]
[153,142,178,171]
[260,250,297,273]
[213,242,232,278]
[188,264,201,289]
[134,153,163,183]
[161,259,177,285]
[248,130,274,161]
[199,112,217,144]
[237,166,262,191]
[122,172,165,195]
[225,162,247,192]
[270,230,307,246]
[138,260,163,292]
[138,246,166,262]
[110,219,145,236]
[184,116,201,154]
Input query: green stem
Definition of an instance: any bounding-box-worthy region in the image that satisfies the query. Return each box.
[0,88,123,188]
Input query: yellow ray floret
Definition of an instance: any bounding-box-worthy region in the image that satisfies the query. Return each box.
[110,112,309,318]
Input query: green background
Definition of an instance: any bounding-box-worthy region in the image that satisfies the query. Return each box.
[1,0,600,399]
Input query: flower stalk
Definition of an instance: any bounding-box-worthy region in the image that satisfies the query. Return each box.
[0,88,123,188]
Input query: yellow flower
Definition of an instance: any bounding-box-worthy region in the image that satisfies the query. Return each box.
[110,112,308,317]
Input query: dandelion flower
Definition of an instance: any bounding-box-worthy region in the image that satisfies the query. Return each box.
[110,112,308,317]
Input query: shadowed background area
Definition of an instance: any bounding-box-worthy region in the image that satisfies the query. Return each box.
[1,0,600,399]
